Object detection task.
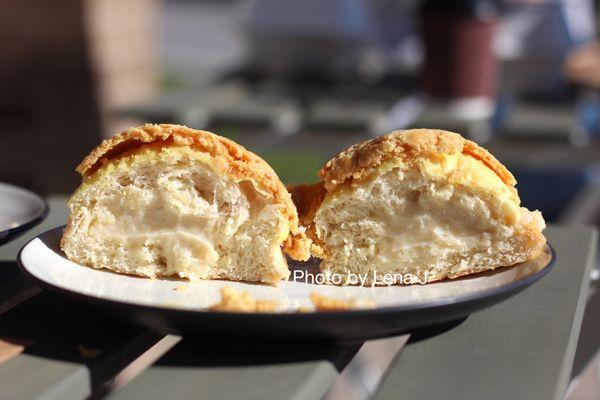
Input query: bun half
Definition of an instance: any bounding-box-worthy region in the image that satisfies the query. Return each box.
[291,129,546,284]
[61,124,309,284]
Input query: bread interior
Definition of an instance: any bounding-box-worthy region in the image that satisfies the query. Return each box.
[314,161,544,284]
[61,145,289,283]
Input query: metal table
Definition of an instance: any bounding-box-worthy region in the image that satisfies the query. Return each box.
[0,197,596,400]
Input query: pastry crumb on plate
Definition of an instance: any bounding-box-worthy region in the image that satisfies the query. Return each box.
[310,292,376,311]
[209,286,278,313]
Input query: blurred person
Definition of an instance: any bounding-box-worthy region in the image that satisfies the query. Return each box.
[497,0,598,97]
[0,0,157,195]
[0,0,102,194]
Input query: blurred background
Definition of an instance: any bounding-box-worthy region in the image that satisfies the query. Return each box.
[1,0,600,228]
[1,1,600,396]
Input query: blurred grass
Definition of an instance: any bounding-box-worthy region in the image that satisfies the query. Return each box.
[219,129,323,184]
[256,150,323,185]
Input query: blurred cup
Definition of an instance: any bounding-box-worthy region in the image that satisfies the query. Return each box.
[420,0,499,101]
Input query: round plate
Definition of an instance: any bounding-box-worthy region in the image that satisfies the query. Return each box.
[0,182,48,245]
[18,227,555,340]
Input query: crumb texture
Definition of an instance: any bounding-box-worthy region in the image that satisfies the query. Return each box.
[75,123,310,261]
[61,145,292,283]
[298,129,546,284]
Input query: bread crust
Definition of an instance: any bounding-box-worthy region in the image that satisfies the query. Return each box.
[288,129,546,284]
[289,129,522,256]
[287,182,326,228]
[71,124,309,260]
[318,129,517,193]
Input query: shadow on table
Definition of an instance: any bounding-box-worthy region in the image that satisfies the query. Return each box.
[155,337,361,371]
[0,289,154,389]
[0,260,467,383]
[0,288,362,377]
[154,316,467,371]
[406,316,468,343]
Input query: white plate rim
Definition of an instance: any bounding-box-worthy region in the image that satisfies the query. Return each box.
[17,226,556,318]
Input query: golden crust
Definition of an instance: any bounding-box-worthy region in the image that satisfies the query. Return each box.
[287,182,326,228]
[318,129,516,192]
[287,182,329,258]
[73,124,309,260]
[286,129,547,282]
[289,129,524,260]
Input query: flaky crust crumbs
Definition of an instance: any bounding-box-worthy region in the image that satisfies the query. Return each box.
[209,287,278,313]
[309,292,376,311]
